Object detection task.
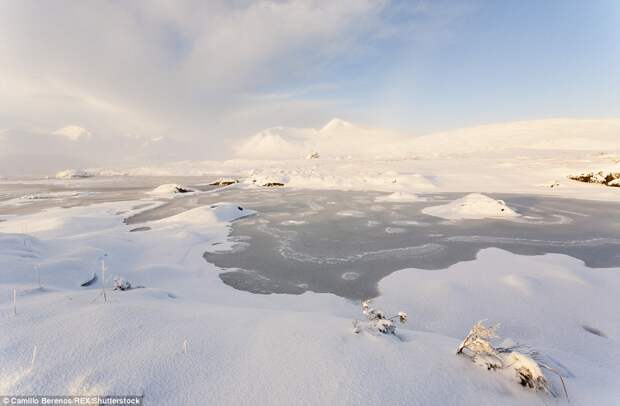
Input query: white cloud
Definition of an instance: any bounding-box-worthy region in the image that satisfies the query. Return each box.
[0,0,480,174]
[53,125,92,141]
[0,1,391,152]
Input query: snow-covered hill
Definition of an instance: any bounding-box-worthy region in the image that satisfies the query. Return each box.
[234,118,620,160]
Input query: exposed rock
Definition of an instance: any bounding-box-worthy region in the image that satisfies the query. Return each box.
[129,226,151,232]
[209,179,239,186]
[262,182,285,187]
[568,171,620,187]
[149,184,195,195]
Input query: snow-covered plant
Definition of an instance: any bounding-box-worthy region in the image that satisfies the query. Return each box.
[457,321,568,399]
[354,300,407,335]
[503,351,552,394]
[456,321,503,369]
[112,276,132,291]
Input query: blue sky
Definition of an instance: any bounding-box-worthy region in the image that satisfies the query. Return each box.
[285,0,620,133]
[0,0,618,165]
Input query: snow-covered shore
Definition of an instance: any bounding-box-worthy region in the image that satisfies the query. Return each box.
[27,118,619,202]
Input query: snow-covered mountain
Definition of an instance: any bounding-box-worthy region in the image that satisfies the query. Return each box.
[234,117,620,160]
[234,118,406,159]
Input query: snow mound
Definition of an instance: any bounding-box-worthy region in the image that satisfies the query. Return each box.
[55,169,94,179]
[422,193,519,220]
[148,184,195,195]
[374,192,425,203]
[155,203,255,226]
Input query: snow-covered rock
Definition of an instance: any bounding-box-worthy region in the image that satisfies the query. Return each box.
[569,170,620,187]
[112,276,132,291]
[148,184,195,195]
[422,193,519,220]
[209,179,239,186]
[154,203,254,226]
[55,169,94,179]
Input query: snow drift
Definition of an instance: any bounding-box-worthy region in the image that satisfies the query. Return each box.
[422,193,519,220]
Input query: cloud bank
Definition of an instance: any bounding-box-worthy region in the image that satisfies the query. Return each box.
[0,0,410,172]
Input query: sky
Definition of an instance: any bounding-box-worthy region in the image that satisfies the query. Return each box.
[0,0,618,173]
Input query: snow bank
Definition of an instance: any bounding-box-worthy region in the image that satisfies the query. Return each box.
[154,203,255,225]
[422,193,519,220]
[242,167,435,191]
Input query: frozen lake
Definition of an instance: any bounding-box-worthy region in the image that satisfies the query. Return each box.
[200,189,620,299]
[2,178,619,300]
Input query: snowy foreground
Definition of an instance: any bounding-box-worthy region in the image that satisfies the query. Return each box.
[2,118,620,405]
[1,189,619,405]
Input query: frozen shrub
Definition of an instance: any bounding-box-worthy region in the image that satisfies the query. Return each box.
[504,351,551,393]
[456,321,503,370]
[112,276,132,291]
[457,321,568,399]
[354,300,407,335]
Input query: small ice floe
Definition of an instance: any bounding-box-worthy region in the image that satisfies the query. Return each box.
[149,184,195,195]
[280,220,307,226]
[336,210,366,218]
[391,220,426,226]
[21,191,85,200]
[341,271,360,281]
[422,193,519,220]
[55,169,94,179]
[385,227,407,234]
